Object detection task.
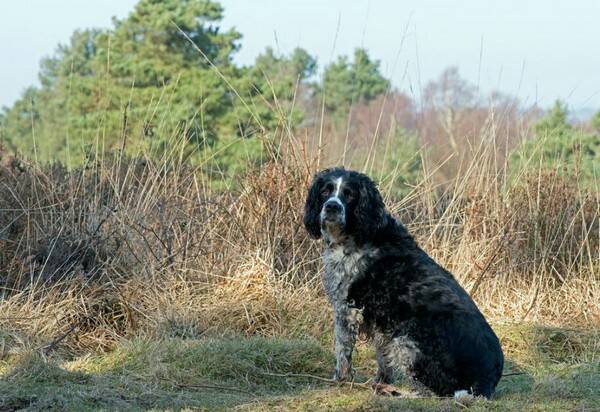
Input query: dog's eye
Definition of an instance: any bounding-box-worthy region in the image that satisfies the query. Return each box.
[321,185,332,197]
[343,189,355,200]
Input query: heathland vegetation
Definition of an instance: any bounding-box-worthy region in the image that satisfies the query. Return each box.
[0,0,598,410]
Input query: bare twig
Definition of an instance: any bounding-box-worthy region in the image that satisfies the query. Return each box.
[159,377,255,396]
[469,228,511,296]
[41,322,78,353]
[260,371,347,385]
[0,316,49,321]
[261,372,478,400]
[502,371,527,377]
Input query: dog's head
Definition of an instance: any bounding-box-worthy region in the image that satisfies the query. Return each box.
[304,167,387,243]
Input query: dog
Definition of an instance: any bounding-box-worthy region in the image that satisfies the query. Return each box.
[304,167,504,398]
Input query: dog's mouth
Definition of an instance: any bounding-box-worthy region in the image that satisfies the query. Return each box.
[320,209,345,224]
[320,217,346,243]
[320,210,346,233]
[321,212,343,223]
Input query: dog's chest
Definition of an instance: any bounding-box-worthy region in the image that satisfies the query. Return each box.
[322,244,375,304]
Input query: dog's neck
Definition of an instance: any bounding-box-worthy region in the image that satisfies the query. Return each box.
[322,231,363,258]
[321,224,349,248]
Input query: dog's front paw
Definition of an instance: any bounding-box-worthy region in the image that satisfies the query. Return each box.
[332,365,354,382]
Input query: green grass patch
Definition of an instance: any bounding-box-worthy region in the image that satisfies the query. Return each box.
[0,336,334,410]
[0,326,598,411]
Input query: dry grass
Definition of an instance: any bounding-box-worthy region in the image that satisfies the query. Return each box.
[0,20,597,410]
[0,119,598,358]
[0,109,598,412]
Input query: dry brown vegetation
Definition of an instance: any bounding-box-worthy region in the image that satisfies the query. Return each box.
[0,109,598,360]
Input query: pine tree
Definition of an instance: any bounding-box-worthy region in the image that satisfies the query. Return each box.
[322,48,390,114]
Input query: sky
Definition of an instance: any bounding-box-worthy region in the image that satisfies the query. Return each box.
[1,0,600,115]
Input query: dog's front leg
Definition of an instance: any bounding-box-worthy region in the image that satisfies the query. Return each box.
[333,303,362,381]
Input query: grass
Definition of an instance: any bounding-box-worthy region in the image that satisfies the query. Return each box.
[1,325,598,411]
[0,59,598,410]
[0,138,598,411]
[0,142,597,351]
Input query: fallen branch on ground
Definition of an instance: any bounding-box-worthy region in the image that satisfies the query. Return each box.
[259,372,451,399]
[260,371,372,388]
[502,371,527,377]
[159,377,255,396]
[40,322,79,354]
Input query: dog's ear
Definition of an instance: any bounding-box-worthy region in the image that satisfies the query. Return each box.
[354,173,387,242]
[303,169,330,239]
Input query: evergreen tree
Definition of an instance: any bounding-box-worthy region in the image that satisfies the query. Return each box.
[512,100,599,185]
[1,1,253,164]
[0,0,394,177]
[534,100,571,137]
[322,48,390,114]
[591,110,600,133]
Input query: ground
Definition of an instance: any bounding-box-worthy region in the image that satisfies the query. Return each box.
[0,325,598,411]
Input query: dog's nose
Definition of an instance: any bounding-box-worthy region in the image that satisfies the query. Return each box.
[324,201,342,213]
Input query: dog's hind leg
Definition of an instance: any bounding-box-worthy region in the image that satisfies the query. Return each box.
[374,333,395,384]
[375,348,395,384]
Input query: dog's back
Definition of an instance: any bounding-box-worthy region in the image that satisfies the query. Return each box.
[348,217,504,397]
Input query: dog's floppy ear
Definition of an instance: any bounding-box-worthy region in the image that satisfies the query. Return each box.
[304,169,331,238]
[354,172,387,242]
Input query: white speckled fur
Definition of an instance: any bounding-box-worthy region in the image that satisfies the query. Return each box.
[321,241,378,380]
[384,335,422,371]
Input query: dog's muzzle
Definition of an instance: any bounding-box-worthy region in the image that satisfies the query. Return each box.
[320,198,345,226]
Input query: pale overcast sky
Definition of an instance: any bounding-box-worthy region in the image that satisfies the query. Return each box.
[1,1,599,113]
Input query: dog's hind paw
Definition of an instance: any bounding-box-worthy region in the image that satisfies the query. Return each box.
[372,382,403,397]
[453,389,478,406]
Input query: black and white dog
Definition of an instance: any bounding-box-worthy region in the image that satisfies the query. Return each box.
[304,167,503,398]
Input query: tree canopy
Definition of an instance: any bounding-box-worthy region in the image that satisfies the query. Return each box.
[512,100,599,185]
[322,48,390,114]
[1,0,597,191]
[0,0,397,170]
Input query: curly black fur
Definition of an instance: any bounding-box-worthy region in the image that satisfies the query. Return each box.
[304,167,504,398]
